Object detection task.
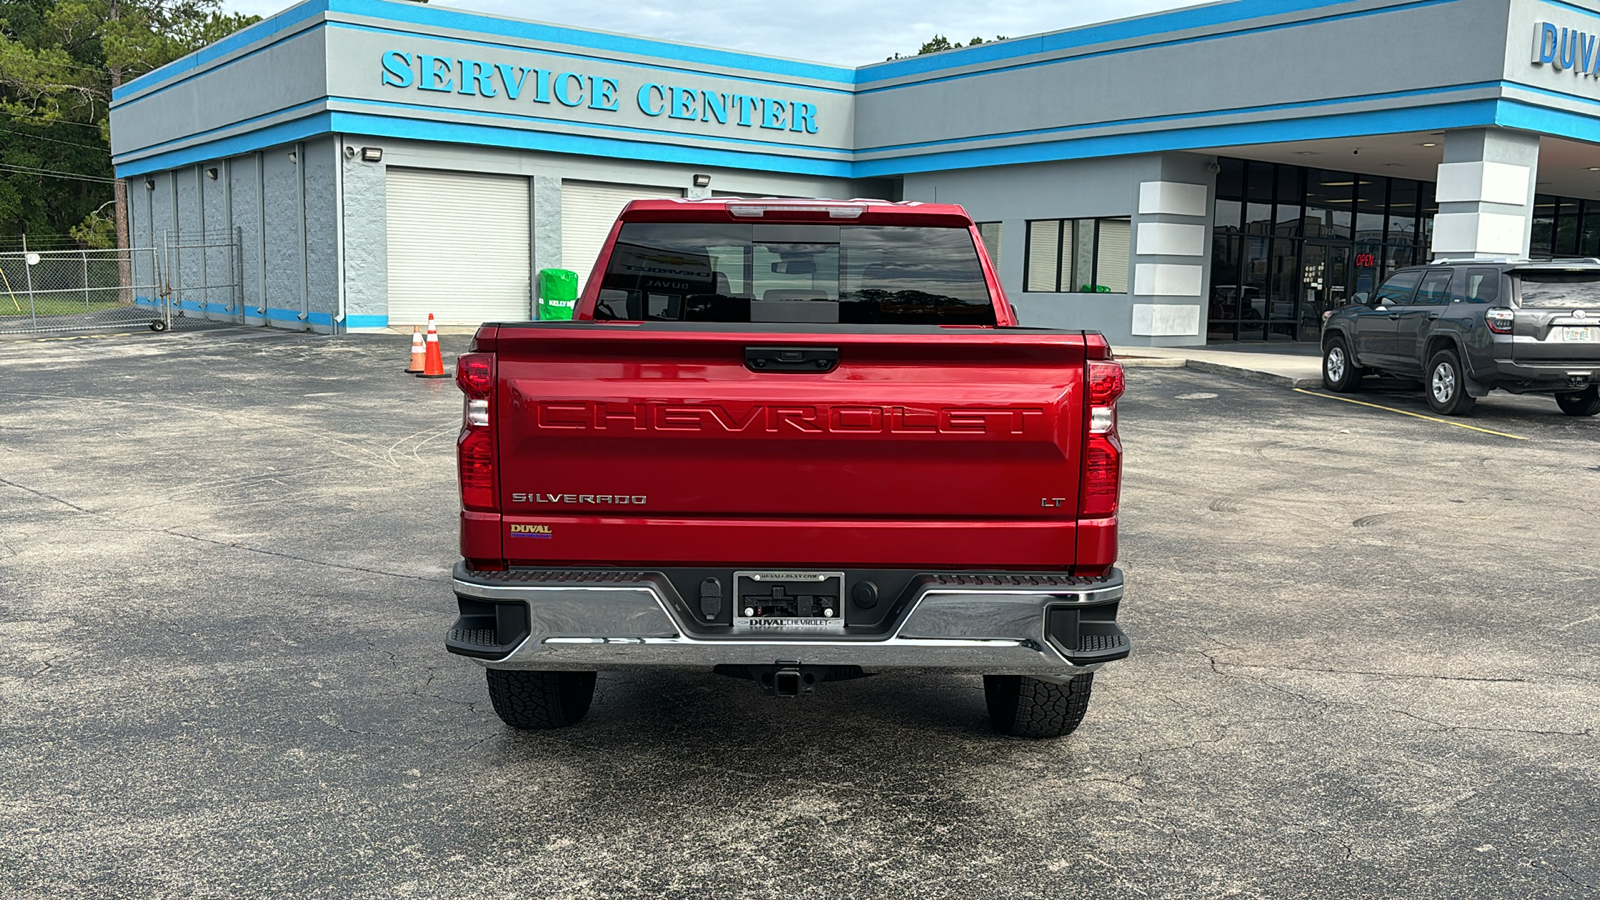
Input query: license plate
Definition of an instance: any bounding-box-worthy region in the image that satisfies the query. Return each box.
[1562,327,1597,342]
[732,571,846,633]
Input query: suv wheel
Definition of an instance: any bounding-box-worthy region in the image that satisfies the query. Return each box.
[485,669,597,729]
[1426,349,1476,416]
[1323,335,1361,392]
[1555,386,1600,417]
[983,673,1094,738]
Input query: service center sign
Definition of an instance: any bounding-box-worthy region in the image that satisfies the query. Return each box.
[379,51,820,135]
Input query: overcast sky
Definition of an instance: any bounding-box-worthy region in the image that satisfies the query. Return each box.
[220,0,1197,67]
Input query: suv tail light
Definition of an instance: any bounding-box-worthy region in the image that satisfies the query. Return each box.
[456,353,497,511]
[1485,307,1515,334]
[1081,359,1125,519]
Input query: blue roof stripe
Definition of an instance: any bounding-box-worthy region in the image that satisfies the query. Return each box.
[854,99,1502,177]
[859,81,1503,155]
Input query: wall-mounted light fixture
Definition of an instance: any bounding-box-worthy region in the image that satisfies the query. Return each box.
[288,150,298,164]
[144,179,155,190]
[693,173,711,188]
[206,167,219,180]
[360,147,383,162]
[344,146,357,159]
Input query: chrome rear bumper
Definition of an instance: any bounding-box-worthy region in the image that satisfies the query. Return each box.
[447,565,1127,677]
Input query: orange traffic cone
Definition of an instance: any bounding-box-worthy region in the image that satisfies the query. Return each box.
[417,313,449,378]
[404,326,425,373]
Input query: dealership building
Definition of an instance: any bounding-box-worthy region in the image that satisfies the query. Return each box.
[109,0,1600,344]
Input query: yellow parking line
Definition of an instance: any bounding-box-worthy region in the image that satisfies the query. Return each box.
[1293,389,1528,441]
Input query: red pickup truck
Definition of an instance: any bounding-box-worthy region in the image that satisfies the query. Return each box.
[445,198,1129,738]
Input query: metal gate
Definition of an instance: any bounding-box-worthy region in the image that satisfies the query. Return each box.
[0,228,243,336]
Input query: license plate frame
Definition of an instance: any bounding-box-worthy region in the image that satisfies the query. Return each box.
[1561,326,1597,342]
[732,571,846,633]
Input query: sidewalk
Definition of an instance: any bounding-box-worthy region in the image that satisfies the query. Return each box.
[1113,342,1324,388]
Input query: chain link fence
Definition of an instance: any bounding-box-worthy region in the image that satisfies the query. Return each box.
[0,228,243,336]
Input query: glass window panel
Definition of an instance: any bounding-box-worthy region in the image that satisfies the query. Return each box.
[1246,160,1275,203]
[1373,269,1422,305]
[1241,236,1270,324]
[1071,219,1095,291]
[1464,267,1501,303]
[1387,180,1418,242]
[1531,194,1557,257]
[1210,234,1242,320]
[1269,240,1299,339]
[1245,203,1273,235]
[1556,198,1582,256]
[1025,220,1060,292]
[975,222,1002,266]
[1274,167,1303,238]
[1216,157,1245,200]
[1306,170,1354,207]
[1415,269,1452,305]
[1381,243,1415,281]
[1275,166,1304,206]
[1583,201,1600,256]
[1214,199,1242,233]
[1094,219,1130,293]
[1355,177,1386,243]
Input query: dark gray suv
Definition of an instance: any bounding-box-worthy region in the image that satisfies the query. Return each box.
[1321,260,1600,416]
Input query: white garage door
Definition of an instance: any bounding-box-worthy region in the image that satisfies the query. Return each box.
[387,168,531,326]
[561,181,683,293]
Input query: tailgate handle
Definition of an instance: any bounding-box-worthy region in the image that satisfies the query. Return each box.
[745,346,839,373]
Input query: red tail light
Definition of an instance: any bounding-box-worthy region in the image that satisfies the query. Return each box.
[1080,359,1124,519]
[456,352,496,512]
[456,353,493,398]
[1485,308,1515,335]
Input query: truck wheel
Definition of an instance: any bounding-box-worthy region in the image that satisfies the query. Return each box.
[983,673,1094,738]
[1555,386,1600,417]
[1425,349,1475,416]
[1322,335,1361,392]
[485,669,596,729]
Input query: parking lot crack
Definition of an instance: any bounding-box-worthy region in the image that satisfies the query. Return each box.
[1208,657,1527,684]
[1390,709,1593,738]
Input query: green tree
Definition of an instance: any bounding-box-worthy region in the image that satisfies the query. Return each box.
[887,34,1009,61]
[0,0,259,249]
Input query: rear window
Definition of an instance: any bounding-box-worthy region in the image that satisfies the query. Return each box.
[1462,267,1500,304]
[1517,271,1600,308]
[593,223,996,325]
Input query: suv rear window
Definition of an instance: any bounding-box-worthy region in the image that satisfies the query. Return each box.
[1517,271,1600,308]
[594,223,996,325]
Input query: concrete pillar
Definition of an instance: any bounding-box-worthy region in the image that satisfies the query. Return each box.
[532,175,562,272]
[1129,152,1216,347]
[1431,129,1540,260]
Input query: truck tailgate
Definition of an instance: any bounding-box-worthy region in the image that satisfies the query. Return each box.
[488,325,1092,568]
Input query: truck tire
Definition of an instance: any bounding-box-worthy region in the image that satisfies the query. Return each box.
[1425,349,1475,416]
[485,669,596,729]
[1322,335,1361,392]
[983,673,1094,738]
[1555,386,1600,417]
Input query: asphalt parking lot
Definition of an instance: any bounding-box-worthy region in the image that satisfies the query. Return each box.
[2,327,1597,898]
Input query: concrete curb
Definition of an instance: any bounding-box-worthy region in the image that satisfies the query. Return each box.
[1181,358,1322,389]
[1118,354,1322,389]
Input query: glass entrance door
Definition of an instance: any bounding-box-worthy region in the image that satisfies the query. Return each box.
[1298,242,1351,341]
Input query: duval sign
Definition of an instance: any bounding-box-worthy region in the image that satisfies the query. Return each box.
[378,50,821,135]
[1531,21,1600,74]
